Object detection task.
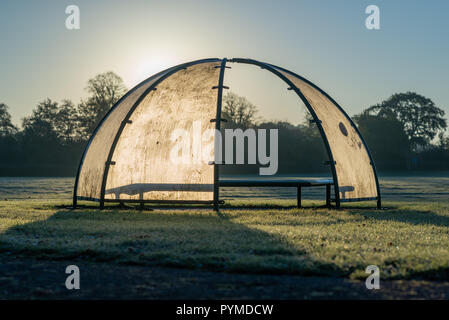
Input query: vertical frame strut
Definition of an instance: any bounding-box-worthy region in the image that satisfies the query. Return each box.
[213,58,228,211]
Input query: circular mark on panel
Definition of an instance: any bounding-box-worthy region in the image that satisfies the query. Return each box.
[339,122,348,136]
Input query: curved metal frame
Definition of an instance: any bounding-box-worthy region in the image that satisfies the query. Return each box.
[98,58,221,209]
[229,58,341,207]
[72,64,178,207]
[73,58,220,208]
[266,62,381,208]
[73,57,381,209]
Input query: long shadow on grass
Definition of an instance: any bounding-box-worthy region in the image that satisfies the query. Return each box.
[0,207,346,278]
[3,204,449,281]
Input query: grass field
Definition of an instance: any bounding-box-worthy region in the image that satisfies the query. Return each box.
[2,174,449,201]
[1,198,449,281]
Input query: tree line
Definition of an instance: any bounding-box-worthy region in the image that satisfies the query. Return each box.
[0,74,448,176]
[0,72,127,176]
[220,91,448,174]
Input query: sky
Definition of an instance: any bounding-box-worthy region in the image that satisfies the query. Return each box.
[1,0,448,126]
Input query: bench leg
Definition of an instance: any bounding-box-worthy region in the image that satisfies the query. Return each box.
[326,185,331,207]
[297,186,302,208]
[213,199,219,212]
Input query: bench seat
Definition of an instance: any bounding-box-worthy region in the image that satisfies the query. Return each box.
[219,177,333,187]
[219,177,334,208]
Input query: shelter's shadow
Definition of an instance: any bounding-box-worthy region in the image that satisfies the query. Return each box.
[3,205,449,284]
[0,208,344,277]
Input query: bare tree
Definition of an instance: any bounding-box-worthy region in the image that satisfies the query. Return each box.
[222,92,258,127]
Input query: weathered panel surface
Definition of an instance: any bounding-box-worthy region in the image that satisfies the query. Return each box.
[277,69,377,200]
[105,62,220,201]
[77,71,170,199]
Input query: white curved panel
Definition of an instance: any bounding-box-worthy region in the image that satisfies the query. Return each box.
[105,62,220,201]
[276,69,378,200]
[77,71,170,199]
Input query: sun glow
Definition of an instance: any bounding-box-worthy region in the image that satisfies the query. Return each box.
[127,53,181,87]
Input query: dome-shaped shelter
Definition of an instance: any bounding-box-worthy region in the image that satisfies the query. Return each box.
[73,58,381,210]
